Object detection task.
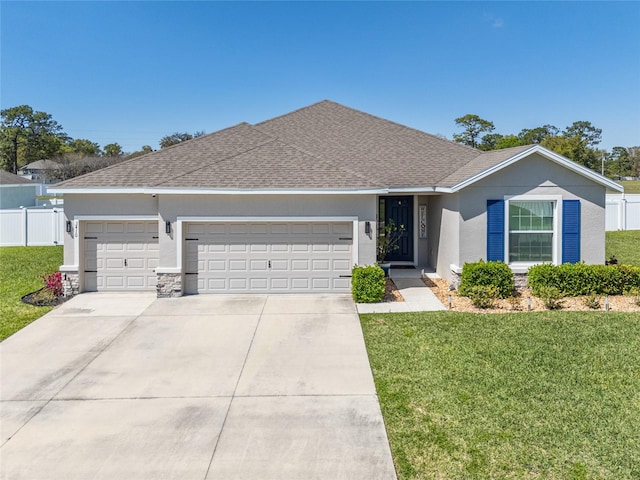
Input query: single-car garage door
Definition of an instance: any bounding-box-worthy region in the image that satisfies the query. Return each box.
[184,222,352,293]
[84,220,159,291]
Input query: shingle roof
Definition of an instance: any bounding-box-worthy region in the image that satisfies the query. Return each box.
[52,101,537,190]
[0,170,37,185]
[437,145,534,187]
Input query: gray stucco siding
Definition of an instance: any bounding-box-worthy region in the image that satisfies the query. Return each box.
[157,194,377,270]
[456,154,606,269]
[427,193,460,281]
[62,194,159,266]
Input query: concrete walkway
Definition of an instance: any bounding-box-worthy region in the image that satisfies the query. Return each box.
[1,293,396,480]
[357,267,447,313]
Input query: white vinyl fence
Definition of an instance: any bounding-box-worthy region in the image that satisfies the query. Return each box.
[0,208,65,246]
[606,195,640,231]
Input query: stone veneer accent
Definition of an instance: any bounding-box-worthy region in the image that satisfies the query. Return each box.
[62,272,80,298]
[157,273,183,298]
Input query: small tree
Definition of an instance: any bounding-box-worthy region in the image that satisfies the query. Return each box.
[377,219,406,263]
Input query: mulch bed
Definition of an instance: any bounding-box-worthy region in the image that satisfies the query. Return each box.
[384,278,405,302]
[424,277,640,313]
[21,288,67,307]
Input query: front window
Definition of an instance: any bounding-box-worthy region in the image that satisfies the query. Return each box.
[508,200,554,263]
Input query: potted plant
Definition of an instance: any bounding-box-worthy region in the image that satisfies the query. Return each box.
[377,219,405,277]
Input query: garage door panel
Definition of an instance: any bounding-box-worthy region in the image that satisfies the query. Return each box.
[229,260,247,271]
[84,221,158,292]
[106,223,125,234]
[250,260,268,271]
[106,258,124,269]
[291,259,309,271]
[185,222,352,294]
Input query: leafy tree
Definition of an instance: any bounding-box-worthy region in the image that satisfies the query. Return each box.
[64,138,102,156]
[478,133,503,151]
[452,115,495,149]
[496,135,525,149]
[159,131,205,149]
[103,143,123,157]
[126,145,154,159]
[0,105,67,173]
[518,125,559,145]
[629,146,640,177]
[607,146,632,177]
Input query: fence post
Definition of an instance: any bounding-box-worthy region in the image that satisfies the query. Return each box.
[22,207,28,246]
[621,196,627,231]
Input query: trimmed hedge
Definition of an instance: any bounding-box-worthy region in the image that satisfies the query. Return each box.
[528,263,640,296]
[352,265,385,303]
[459,260,514,299]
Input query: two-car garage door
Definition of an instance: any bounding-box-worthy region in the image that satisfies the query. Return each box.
[184,222,353,294]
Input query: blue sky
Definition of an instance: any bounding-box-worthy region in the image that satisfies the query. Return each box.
[2,1,639,153]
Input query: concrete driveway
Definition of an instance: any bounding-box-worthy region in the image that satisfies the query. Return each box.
[0,293,396,480]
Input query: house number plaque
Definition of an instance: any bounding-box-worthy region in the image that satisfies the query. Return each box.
[419,205,427,239]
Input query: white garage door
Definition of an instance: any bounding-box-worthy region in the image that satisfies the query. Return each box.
[184,222,353,294]
[84,220,159,291]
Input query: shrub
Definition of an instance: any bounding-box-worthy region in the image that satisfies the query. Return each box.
[537,286,564,310]
[351,265,385,303]
[583,293,601,310]
[42,271,63,297]
[528,263,640,297]
[625,287,640,307]
[468,285,499,309]
[459,260,514,299]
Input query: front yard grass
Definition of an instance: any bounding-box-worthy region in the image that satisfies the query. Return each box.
[606,230,640,266]
[0,246,63,341]
[361,311,640,479]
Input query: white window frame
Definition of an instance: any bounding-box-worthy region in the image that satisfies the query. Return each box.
[504,195,563,273]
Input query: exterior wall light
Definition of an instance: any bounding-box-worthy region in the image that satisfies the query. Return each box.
[165,221,171,234]
[365,221,371,235]
[66,220,72,233]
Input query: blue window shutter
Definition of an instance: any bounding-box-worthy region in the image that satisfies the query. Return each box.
[487,199,505,261]
[562,200,581,264]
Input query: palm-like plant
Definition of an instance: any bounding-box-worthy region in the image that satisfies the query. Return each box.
[377,219,406,263]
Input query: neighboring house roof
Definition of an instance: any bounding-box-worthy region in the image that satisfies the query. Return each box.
[0,170,37,185]
[52,100,623,193]
[20,160,62,171]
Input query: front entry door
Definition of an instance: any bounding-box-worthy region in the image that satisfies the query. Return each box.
[381,196,413,262]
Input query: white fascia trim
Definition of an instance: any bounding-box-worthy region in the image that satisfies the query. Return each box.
[450,145,624,193]
[155,267,182,274]
[177,215,359,223]
[73,215,158,221]
[175,215,360,278]
[59,264,79,272]
[50,187,387,195]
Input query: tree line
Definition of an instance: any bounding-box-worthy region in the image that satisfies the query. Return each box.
[0,105,205,180]
[453,114,639,178]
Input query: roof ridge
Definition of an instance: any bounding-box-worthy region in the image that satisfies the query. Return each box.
[287,100,481,155]
[253,100,333,127]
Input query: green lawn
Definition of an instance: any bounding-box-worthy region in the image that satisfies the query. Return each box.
[0,246,63,341]
[606,230,640,266]
[361,311,640,479]
[619,180,640,194]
